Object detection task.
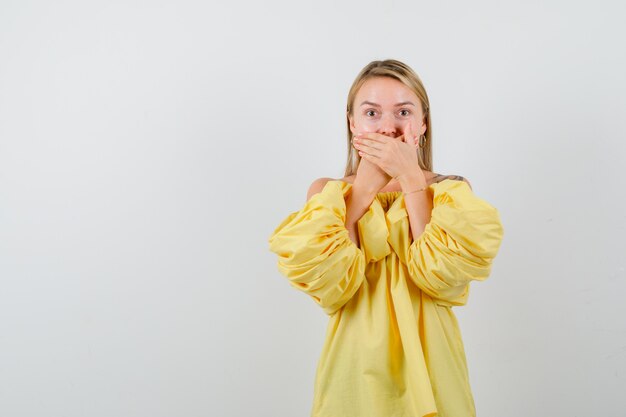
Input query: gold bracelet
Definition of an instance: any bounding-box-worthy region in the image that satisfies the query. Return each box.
[403,186,427,195]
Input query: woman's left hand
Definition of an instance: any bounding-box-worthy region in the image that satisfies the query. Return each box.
[353,120,425,181]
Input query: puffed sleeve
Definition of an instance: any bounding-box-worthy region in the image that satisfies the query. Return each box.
[268,180,366,316]
[405,180,504,307]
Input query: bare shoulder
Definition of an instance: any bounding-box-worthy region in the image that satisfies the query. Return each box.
[306,177,335,201]
[436,174,472,190]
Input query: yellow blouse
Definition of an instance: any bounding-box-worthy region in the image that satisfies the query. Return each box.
[268,179,504,417]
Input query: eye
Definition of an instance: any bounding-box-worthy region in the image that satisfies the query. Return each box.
[365,109,377,117]
[399,109,411,117]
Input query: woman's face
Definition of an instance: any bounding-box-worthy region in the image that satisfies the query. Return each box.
[348,76,427,141]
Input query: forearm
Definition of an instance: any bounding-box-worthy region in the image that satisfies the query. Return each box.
[344,186,377,247]
[399,173,433,242]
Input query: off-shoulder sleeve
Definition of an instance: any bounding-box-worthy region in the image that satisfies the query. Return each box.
[268,181,366,316]
[405,180,504,307]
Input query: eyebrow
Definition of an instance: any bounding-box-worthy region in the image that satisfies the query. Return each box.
[360,100,416,107]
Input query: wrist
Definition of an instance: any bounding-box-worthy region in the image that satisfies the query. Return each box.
[351,181,381,200]
[397,172,427,191]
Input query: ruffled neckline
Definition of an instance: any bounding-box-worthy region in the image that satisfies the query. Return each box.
[326,178,471,264]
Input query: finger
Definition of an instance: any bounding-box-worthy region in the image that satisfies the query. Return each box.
[358,150,380,162]
[356,138,382,153]
[360,132,388,144]
[352,132,360,149]
[403,120,411,143]
[406,120,417,146]
[356,140,382,159]
[354,132,369,151]
[356,140,383,154]
[411,121,418,146]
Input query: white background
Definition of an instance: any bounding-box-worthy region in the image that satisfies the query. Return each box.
[1,1,625,416]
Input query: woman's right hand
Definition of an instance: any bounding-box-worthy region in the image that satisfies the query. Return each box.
[344,133,391,247]
[351,133,392,195]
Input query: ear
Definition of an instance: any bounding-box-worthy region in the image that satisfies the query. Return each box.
[347,112,356,134]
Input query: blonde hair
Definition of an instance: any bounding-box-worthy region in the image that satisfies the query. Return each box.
[344,59,433,177]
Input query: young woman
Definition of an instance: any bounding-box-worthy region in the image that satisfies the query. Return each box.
[268,59,504,417]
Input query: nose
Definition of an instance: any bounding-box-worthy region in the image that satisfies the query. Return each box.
[378,113,397,137]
